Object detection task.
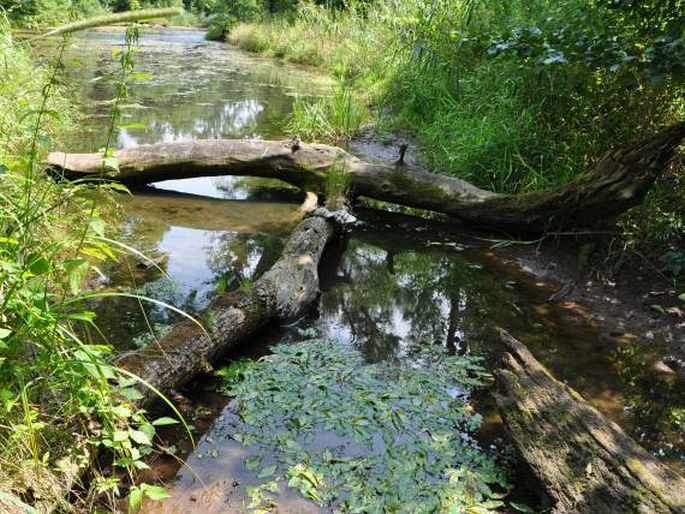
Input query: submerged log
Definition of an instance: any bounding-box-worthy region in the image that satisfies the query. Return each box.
[48,122,685,232]
[494,329,685,514]
[115,200,337,406]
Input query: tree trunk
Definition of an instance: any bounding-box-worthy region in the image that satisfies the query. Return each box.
[47,122,685,233]
[116,206,337,406]
[494,328,685,514]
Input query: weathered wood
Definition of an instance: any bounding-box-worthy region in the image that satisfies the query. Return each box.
[48,122,685,232]
[115,207,336,406]
[494,328,685,514]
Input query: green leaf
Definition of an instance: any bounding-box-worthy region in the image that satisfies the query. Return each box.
[245,455,262,471]
[106,182,131,194]
[257,464,278,479]
[119,123,148,130]
[128,487,143,513]
[0,328,12,340]
[64,259,90,294]
[112,430,128,443]
[129,430,152,446]
[679,293,685,302]
[89,217,106,237]
[27,254,50,275]
[141,484,170,501]
[152,416,179,427]
[120,387,145,401]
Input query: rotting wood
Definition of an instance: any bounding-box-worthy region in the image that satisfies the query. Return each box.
[494,328,685,514]
[115,198,338,406]
[47,122,685,233]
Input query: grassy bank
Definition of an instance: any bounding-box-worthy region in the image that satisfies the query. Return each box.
[226,0,685,281]
[0,17,183,512]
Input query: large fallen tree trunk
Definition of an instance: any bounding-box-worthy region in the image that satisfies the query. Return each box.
[48,122,685,232]
[494,329,685,513]
[115,200,336,406]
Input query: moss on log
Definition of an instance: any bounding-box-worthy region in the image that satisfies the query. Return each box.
[494,329,685,513]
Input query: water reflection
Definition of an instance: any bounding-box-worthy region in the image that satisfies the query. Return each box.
[59,28,331,152]
[90,192,300,351]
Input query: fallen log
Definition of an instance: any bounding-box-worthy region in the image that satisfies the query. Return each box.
[494,328,685,513]
[115,198,338,406]
[48,122,685,232]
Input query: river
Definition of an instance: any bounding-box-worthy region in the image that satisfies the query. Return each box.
[57,27,683,512]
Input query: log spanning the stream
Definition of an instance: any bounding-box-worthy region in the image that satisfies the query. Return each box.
[494,329,685,514]
[115,198,337,406]
[48,122,685,232]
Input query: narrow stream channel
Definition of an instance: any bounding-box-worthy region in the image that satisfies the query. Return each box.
[56,27,683,512]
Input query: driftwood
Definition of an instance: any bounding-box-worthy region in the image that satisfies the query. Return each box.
[48,122,685,232]
[116,200,337,406]
[494,329,685,513]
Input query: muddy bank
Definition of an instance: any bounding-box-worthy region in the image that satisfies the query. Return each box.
[497,241,685,376]
[350,130,684,375]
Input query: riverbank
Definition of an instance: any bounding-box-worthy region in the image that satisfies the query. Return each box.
[223,2,684,294]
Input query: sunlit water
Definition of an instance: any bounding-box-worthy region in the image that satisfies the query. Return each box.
[52,28,683,512]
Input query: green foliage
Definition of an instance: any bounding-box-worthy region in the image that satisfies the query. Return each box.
[287,80,368,145]
[0,17,189,511]
[219,340,508,512]
[231,0,685,273]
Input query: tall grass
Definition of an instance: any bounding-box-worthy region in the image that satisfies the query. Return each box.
[0,13,193,512]
[287,80,368,145]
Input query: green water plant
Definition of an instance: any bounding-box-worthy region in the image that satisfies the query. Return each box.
[219,340,509,512]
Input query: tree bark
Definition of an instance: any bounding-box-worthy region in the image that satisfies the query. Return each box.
[115,205,337,406]
[48,122,685,233]
[494,328,685,514]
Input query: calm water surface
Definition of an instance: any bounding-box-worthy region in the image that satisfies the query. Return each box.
[56,28,683,512]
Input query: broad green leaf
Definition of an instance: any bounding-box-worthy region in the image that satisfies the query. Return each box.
[152,417,179,427]
[120,387,145,401]
[64,259,89,294]
[27,254,50,275]
[257,464,278,479]
[112,430,128,443]
[142,484,170,501]
[0,328,11,340]
[89,217,106,237]
[129,430,152,446]
[245,455,262,471]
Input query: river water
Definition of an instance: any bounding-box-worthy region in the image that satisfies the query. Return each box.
[57,28,683,512]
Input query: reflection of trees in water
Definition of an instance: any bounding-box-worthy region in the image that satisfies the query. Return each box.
[319,241,522,363]
[90,217,283,351]
[205,231,284,291]
[62,35,321,152]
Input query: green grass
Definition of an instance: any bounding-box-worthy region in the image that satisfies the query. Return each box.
[286,80,368,146]
[0,18,189,512]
